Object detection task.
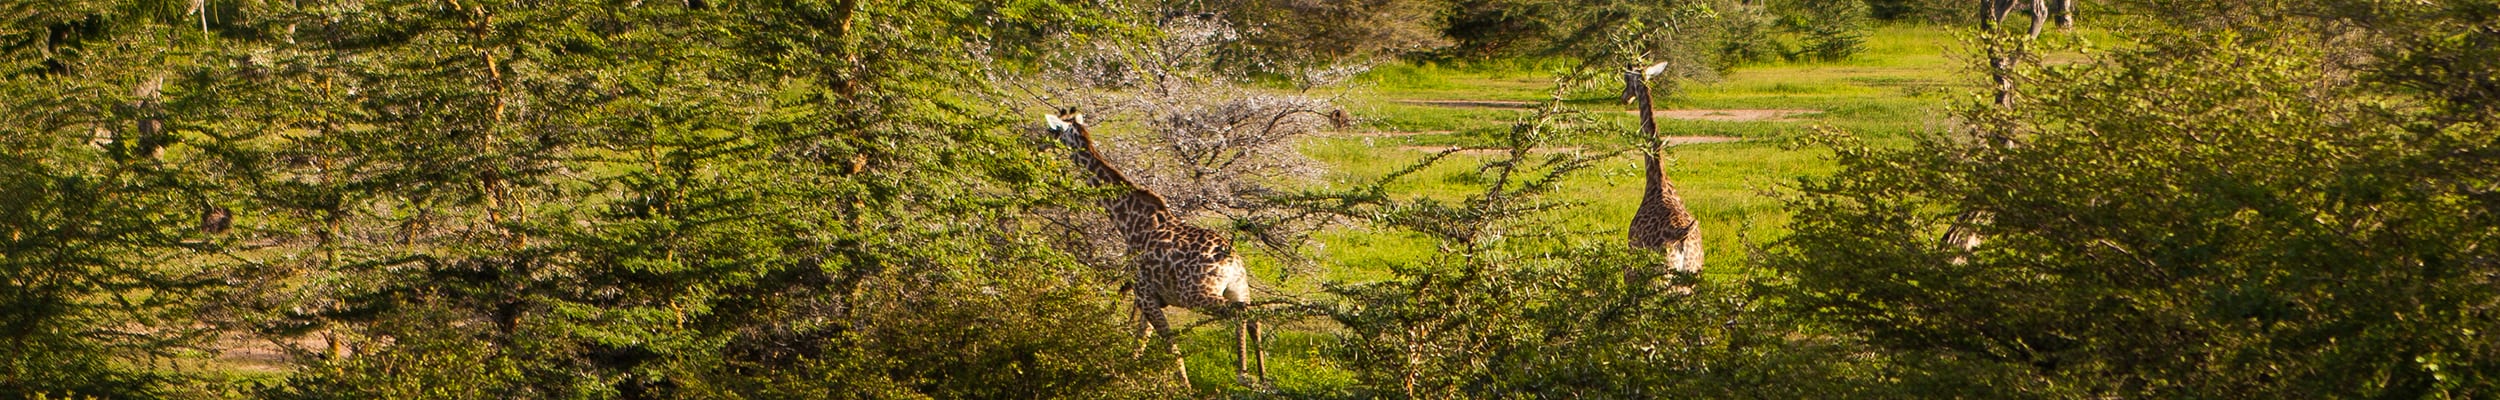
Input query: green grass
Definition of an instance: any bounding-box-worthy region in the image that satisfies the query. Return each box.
[1343,25,1974,140]
[1162,22,2081,394]
[1306,23,1980,277]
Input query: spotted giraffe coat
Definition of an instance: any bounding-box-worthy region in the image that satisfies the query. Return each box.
[1047,114,1254,319]
[1623,66,1706,275]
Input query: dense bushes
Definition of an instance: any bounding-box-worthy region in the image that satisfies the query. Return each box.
[5,0,1167,398]
[1431,0,1877,69]
[1775,1,2500,396]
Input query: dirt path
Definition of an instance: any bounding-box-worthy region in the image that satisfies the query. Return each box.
[215,336,295,373]
[1651,136,1747,145]
[1393,99,1538,108]
[1395,136,1744,155]
[1628,109,1820,122]
[1391,99,1820,122]
[210,331,357,373]
[1396,146,1586,156]
[1320,130,1456,138]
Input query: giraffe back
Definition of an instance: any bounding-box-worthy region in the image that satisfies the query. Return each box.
[1131,222,1248,309]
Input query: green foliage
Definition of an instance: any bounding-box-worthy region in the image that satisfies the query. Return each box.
[1775,2,2500,396]
[1776,0,1871,62]
[1864,0,1966,23]
[6,0,1168,397]
[1435,0,1751,76]
[1192,0,1450,68]
[10,0,2498,397]
[1717,0,1876,64]
[0,1,231,397]
[668,269,1176,399]
[0,153,205,398]
[1436,0,1874,67]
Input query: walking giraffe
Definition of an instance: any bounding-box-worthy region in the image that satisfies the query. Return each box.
[1621,63,1706,279]
[1044,109,1266,389]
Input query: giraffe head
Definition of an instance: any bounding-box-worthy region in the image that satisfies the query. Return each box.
[1044,107,1093,151]
[1620,62,1671,104]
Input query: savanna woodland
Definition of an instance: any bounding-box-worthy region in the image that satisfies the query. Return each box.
[5,0,2499,398]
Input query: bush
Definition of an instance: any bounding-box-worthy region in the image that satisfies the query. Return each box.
[1774,6,2500,396]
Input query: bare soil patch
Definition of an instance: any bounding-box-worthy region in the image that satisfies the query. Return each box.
[1654,136,1745,145]
[1397,146,1586,156]
[1394,136,1742,156]
[215,338,294,373]
[1394,99,1538,108]
[1321,130,1455,138]
[211,331,353,373]
[1391,99,1819,122]
[1628,109,1821,122]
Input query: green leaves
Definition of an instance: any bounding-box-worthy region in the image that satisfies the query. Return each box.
[1775,4,2500,397]
[0,0,1167,397]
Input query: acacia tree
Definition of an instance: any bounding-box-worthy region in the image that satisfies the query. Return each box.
[1776,0,2500,397]
[8,0,1182,398]
[1977,0,2049,110]
[0,1,245,396]
[1021,13,1347,287]
[1189,0,1450,69]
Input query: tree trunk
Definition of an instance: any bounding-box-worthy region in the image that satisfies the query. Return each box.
[2030,0,2048,38]
[1979,0,2002,31]
[1982,0,2018,109]
[2058,0,2076,29]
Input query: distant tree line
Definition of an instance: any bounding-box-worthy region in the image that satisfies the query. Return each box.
[1167,0,1877,79]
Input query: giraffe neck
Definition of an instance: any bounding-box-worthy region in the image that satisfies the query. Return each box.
[1636,79,1664,155]
[1642,152,1694,226]
[1064,135,1179,244]
[1103,192,1179,247]
[1634,79,1697,228]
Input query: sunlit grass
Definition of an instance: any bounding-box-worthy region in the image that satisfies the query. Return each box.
[1305,23,1979,277]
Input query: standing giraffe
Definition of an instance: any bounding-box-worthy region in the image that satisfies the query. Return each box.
[1621,63,1706,279]
[1044,109,1265,389]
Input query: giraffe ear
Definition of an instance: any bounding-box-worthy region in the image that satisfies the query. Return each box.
[1045,114,1072,132]
[1641,62,1671,78]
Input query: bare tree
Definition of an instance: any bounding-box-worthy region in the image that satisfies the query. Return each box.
[2058,0,2078,29]
[1015,13,1352,289]
[1980,0,2048,111]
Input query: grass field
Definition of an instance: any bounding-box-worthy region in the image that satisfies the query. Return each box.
[1166,24,2025,392]
[1291,24,1984,290]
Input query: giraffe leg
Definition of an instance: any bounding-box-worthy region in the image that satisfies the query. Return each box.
[1250,317,1268,381]
[1136,299,1190,391]
[1235,314,1250,380]
[1167,335,1191,391]
[1131,296,1157,357]
[1220,274,1265,386]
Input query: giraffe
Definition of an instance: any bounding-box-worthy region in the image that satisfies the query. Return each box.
[1621,62,1706,280]
[1940,211,1992,265]
[1044,108,1266,389]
